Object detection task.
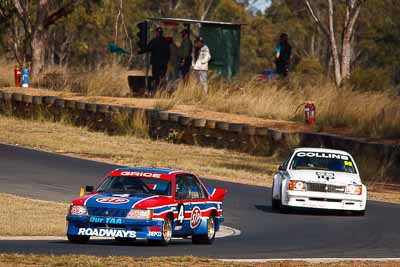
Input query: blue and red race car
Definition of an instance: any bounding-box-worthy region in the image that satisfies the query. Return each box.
[66,167,227,245]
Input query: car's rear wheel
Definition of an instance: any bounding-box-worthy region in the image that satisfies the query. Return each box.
[67,234,90,244]
[148,216,172,246]
[192,214,216,245]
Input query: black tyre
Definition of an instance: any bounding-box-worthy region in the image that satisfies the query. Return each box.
[352,210,366,216]
[192,215,216,245]
[279,187,290,214]
[271,181,281,210]
[115,237,136,244]
[148,216,172,246]
[67,234,90,244]
[271,198,281,210]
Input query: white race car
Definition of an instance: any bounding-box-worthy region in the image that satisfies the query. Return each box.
[271,147,367,215]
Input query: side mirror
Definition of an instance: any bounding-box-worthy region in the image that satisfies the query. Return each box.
[278,165,285,171]
[85,185,94,193]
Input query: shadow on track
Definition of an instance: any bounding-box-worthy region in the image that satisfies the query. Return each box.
[254,204,366,217]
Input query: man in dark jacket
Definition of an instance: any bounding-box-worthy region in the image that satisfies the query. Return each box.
[142,27,170,92]
[275,33,292,77]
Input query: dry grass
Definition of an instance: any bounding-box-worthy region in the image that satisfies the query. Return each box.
[0,114,398,204]
[0,193,67,236]
[84,65,131,97]
[113,109,150,138]
[0,254,399,267]
[167,79,400,139]
[1,58,400,139]
[0,114,275,187]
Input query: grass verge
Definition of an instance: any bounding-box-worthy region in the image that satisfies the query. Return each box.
[0,194,67,236]
[0,114,399,204]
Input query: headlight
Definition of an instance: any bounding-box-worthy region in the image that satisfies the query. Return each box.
[288,180,305,191]
[126,209,153,220]
[69,205,88,216]
[345,184,362,195]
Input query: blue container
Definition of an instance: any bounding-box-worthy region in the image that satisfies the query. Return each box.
[21,68,29,87]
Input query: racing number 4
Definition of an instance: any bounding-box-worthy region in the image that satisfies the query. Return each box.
[177,204,185,224]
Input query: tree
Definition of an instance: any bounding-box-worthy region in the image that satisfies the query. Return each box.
[1,0,81,75]
[304,0,367,86]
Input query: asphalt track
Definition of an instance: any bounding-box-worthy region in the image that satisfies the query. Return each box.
[1,143,400,259]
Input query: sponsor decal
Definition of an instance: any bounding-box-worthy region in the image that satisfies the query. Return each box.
[147,231,162,237]
[120,171,161,178]
[174,225,183,231]
[147,226,162,237]
[190,206,202,229]
[77,228,136,238]
[316,172,335,180]
[344,161,353,167]
[297,152,349,160]
[96,197,129,204]
[89,217,123,224]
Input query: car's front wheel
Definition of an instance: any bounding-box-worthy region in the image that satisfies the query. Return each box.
[67,234,90,244]
[115,237,136,244]
[352,210,366,216]
[148,215,172,246]
[271,181,281,210]
[192,215,216,245]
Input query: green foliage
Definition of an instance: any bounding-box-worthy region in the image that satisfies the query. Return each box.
[349,67,393,92]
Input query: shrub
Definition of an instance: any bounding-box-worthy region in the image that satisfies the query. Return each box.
[349,67,393,91]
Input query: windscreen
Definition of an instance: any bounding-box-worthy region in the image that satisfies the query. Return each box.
[290,152,356,174]
[97,176,172,196]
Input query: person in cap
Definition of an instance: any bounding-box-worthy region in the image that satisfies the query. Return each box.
[178,29,193,83]
[193,36,211,94]
[140,27,170,93]
[275,33,292,77]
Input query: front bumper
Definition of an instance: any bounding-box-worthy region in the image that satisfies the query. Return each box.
[66,215,165,240]
[284,190,366,211]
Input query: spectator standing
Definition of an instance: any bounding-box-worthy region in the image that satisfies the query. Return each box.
[193,37,211,94]
[178,29,193,83]
[166,37,179,80]
[275,33,292,77]
[141,27,170,93]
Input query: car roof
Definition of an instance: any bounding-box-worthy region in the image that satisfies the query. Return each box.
[293,147,351,156]
[116,167,181,174]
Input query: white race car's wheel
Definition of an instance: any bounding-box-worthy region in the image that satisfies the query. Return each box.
[271,181,281,210]
[279,184,290,214]
[352,210,366,216]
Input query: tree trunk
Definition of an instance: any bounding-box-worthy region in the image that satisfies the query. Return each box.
[327,0,342,86]
[31,29,47,76]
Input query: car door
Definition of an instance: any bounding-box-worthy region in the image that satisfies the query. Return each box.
[174,174,208,233]
[181,174,208,231]
[174,174,192,232]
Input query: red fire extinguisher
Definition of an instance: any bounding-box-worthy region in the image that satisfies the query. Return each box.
[14,66,21,87]
[305,101,316,125]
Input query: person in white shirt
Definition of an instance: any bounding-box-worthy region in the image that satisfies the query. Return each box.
[193,37,211,93]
